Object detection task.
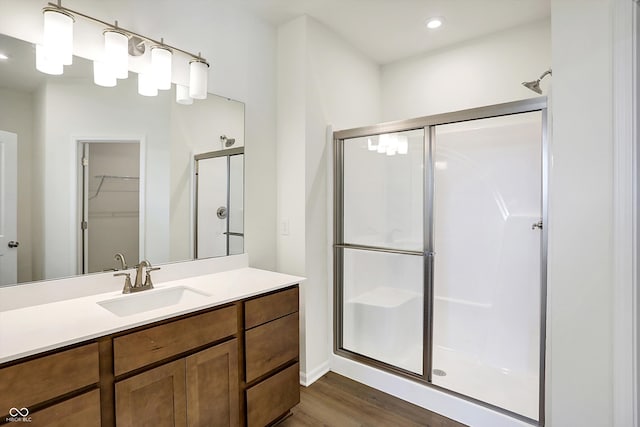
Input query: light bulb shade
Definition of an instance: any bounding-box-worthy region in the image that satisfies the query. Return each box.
[176,84,193,105]
[104,30,128,79]
[189,59,208,99]
[377,134,389,154]
[43,8,74,66]
[93,60,116,87]
[138,72,158,96]
[151,46,172,90]
[397,136,408,154]
[35,44,63,75]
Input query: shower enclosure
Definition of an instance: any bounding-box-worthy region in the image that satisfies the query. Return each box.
[194,147,244,258]
[333,99,547,424]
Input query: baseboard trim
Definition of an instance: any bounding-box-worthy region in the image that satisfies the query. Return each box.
[300,360,330,386]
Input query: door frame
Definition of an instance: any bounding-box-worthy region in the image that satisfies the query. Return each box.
[612,1,639,426]
[73,137,146,275]
[0,130,18,286]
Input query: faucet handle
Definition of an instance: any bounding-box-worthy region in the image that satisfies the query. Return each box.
[114,272,133,294]
[144,267,161,288]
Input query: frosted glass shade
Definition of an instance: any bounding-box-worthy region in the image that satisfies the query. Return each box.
[43,9,73,66]
[104,30,128,79]
[151,46,172,90]
[176,84,193,105]
[189,59,208,99]
[93,60,116,87]
[35,44,63,75]
[397,136,409,155]
[138,72,158,96]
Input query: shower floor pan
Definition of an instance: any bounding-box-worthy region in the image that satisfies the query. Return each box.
[431,345,538,420]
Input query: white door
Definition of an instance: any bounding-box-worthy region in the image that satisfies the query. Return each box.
[0,130,18,286]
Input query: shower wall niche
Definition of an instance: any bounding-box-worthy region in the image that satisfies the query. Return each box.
[333,99,547,424]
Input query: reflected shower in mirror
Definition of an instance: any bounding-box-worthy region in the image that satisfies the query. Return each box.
[0,33,245,287]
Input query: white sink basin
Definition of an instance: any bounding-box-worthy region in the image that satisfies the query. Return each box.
[97,286,211,317]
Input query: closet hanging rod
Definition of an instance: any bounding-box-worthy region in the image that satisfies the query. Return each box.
[90,175,140,200]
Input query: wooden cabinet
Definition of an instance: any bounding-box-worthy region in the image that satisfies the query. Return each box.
[115,359,187,427]
[186,340,239,427]
[243,287,300,426]
[113,305,237,376]
[0,285,300,427]
[114,309,239,427]
[0,343,99,421]
[246,363,299,427]
[28,389,101,427]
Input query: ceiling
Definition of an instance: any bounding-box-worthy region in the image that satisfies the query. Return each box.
[237,0,551,64]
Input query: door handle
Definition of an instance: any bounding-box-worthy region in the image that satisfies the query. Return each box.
[531,221,543,230]
[7,241,19,248]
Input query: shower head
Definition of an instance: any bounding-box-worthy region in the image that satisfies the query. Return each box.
[220,135,236,147]
[522,80,542,94]
[522,68,552,94]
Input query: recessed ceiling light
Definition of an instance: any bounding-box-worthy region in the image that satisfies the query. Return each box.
[426,17,443,30]
[0,53,8,60]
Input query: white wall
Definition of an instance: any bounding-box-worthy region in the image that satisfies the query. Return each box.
[0,88,33,282]
[381,19,551,121]
[0,0,278,271]
[277,15,381,381]
[547,1,614,426]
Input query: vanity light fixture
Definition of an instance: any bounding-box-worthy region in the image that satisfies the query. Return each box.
[37,1,210,102]
[138,72,158,97]
[189,58,209,99]
[103,29,129,79]
[151,43,172,90]
[94,59,117,87]
[35,43,63,75]
[42,6,74,67]
[176,84,194,105]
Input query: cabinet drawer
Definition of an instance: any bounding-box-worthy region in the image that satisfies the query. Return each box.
[114,305,237,376]
[245,312,299,382]
[244,287,298,329]
[0,343,99,412]
[246,363,300,427]
[28,389,101,427]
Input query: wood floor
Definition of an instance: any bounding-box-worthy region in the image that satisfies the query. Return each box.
[278,372,467,427]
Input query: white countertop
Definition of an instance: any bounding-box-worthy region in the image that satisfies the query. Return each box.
[0,267,304,364]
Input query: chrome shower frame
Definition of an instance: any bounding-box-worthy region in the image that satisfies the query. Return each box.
[333,97,548,426]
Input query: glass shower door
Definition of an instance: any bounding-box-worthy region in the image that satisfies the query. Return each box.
[194,149,244,258]
[430,112,543,419]
[338,129,425,374]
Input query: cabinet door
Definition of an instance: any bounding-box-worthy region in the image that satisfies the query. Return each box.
[186,339,239,427]
[115,359,186,427]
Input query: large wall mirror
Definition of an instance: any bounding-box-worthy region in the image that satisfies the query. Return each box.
[0,33,245,287]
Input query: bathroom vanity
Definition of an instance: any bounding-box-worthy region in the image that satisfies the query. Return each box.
[0,257,302,427]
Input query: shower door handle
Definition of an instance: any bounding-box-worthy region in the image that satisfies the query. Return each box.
[531,221,543,230]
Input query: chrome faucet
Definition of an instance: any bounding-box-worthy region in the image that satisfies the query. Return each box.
[114,253,127,270]
[114,259,160,294]
[134,260,151,288]
[133,260,161,292]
